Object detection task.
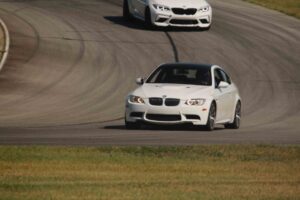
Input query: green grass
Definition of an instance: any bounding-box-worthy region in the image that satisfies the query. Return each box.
[244,0,300,19]
[0,145,299,200]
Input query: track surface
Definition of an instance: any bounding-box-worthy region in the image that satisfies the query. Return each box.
[0,0,299,145]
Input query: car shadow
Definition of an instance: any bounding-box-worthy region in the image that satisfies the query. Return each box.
[104,16,206,32]
[103,124,225,131]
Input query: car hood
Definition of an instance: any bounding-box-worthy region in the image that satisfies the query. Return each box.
[150,0,209,8]
[132,83,213,100]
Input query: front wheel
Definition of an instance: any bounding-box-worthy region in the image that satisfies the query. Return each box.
[225,101,241,129]
[125,120,141,130]
[123,0,132,20]
[145,7,154,29]
[204,102,216,131]
[201,26,211,31]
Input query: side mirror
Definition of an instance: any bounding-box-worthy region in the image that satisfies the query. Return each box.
[218,81,229,88]
[136,77,144,85]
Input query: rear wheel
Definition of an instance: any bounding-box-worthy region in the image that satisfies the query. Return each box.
[123,0,132,20]
[205,102,216,131]
[225,101,241,129]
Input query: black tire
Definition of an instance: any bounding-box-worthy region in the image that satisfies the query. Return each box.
[201,26,211,31]
[125,120,141,130]
[225,101,241,129]
[205,102,216,131]
[123,0,132,20]
[145,7,154,29]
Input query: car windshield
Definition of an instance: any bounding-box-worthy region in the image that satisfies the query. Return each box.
[146,65,212,86]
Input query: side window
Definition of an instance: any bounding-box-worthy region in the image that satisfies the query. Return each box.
[214,69,224,88]
[220,70,231,84]
[225,72,231,84]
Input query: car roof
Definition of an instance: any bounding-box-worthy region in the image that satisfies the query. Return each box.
[159,63,214,70]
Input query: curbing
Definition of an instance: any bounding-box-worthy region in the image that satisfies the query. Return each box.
[0,17,9,72]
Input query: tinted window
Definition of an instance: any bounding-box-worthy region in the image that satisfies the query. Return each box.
[214,69,224,87]
[220,70,231,84]
[147,65,212,86]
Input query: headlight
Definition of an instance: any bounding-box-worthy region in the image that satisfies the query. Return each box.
[198,6,210,12]
[185,99,206,106]
[129,95,145,104]
[153,4,171,12]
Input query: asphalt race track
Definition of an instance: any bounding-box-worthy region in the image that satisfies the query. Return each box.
[0,0,299,145]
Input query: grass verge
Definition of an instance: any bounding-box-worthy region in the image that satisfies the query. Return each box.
[243,0,300,19]
[0,145,299,200]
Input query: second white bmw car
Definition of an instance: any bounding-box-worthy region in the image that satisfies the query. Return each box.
[125,63,241,131]
[123,0,212,29]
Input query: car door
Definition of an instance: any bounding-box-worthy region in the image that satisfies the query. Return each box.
[213,68,232,122]
[219,69,236,120]
[131,0,146,19]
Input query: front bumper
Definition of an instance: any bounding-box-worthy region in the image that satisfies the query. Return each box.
[150,6,212,27]
[125,99,210,125]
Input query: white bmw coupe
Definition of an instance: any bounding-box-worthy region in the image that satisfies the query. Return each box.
[125,63,241,131]
[123,0,212,29]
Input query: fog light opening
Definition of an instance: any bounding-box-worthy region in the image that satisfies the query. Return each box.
[200,19,209,24]
[156,17,168,23]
